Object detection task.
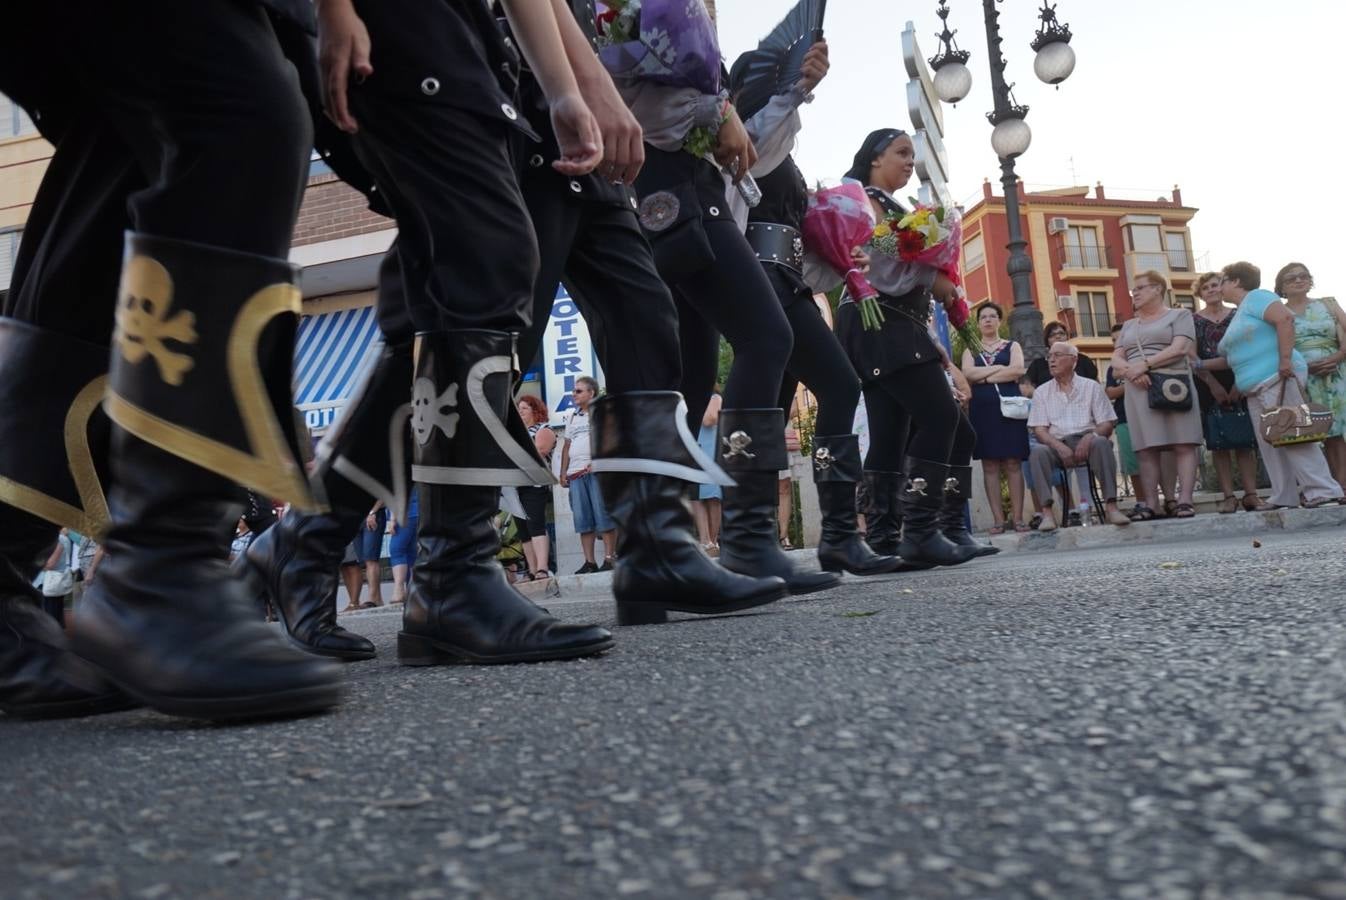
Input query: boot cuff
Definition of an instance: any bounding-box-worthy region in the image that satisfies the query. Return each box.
[715,408,788,473]
[591,391,733,486]
[811,434,862,483]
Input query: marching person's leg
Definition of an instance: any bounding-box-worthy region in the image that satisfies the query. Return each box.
[939,408,999,556]
[64,2,342,720]
[236,249,412,661]
[858,384,910,558]
[345,0,611,664]
[562,205,786,624]
[779,298,900,577]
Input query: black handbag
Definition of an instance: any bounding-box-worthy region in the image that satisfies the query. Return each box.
[1203,406,1257,450]
[636,182,716,281]
[1136,334,1194,411]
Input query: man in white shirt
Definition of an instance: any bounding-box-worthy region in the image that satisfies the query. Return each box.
[1026,343,1132,530]
[560,376,616,573]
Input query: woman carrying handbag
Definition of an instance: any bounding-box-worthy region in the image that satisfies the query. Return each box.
[1111,270,1204,519]
[961,303,1030,533]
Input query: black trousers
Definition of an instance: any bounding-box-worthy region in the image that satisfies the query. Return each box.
[0,2,311,330]
[772,277,862,437]
[862,362,975,471]
[674,221,795,428]
[516,184,681,395]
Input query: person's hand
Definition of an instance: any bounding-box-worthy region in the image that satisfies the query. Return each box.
[1132,372,1151,391]
[366,513,378,531]
[560,473,570,488]
[849,246,871,272]
[797,41,830,94]
[1228,386,1243,404]
[317,0,373,134]
[580,69,645,184]
[548,93,604,176]
[931,272,959,305]
[1309,355,1341,376]
[713,107,757,183]
[1278,359,1296,382]
[952,387,970,409]
[1054,443,1074,467]
[1073,433,1094,466]
[1210,383,1230,406]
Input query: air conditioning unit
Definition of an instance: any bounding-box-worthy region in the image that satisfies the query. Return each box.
[1056,295,1076,310]
[1047,216,1070,234]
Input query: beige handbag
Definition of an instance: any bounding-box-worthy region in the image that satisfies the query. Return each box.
[1259,378,1335,446]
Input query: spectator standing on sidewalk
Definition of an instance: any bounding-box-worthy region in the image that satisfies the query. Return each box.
[1279,262,1346,493]
[560,376,616,573]
[693,392,724,554]
[1218,262,1343,508]
[515,394,555,581]
[39,529,76,629]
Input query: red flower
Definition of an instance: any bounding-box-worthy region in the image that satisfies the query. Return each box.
[896,229,927,260]
[946,296,970,329]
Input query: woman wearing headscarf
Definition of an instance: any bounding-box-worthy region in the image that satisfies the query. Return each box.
[829,129,983,567]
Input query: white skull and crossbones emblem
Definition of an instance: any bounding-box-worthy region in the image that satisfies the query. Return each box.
[813,446,833,471]
[411,377,460,446]
[943,477,961,495]
[114,256,199,386]
[721,430,756,461]
[905,476,929,497]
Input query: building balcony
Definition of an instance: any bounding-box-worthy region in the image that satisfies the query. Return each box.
[1056,240,1119,280]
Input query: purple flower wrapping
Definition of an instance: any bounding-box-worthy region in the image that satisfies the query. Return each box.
[597,0,722,95]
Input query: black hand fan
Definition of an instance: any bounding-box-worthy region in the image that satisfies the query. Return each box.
[729,0,828,120]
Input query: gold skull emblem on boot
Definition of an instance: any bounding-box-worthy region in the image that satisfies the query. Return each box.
[114,256,199,386]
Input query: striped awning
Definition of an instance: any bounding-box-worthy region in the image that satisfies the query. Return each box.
[293,304,381,433]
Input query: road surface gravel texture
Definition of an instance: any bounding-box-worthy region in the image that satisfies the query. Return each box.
[4,529,1346,899]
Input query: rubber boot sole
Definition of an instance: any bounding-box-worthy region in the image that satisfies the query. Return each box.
[1,691,140,720]
[397,631,614,665]
[84,662,342,722]
[614,581,787,626]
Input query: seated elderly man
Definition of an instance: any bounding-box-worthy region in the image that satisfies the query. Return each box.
[1027,342,1132,530]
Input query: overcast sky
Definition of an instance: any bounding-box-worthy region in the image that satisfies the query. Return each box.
[716,0,1344,299]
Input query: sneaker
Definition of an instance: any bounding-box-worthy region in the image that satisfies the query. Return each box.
[598,559,614,572]
[574,561,598,575]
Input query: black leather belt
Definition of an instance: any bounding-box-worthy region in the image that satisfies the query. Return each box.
[879,292,933,326]
[745,223,804,274]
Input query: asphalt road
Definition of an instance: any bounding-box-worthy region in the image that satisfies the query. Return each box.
[5,528,1346,899]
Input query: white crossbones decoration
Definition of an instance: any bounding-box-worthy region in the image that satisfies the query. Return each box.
[905,476,929,497]
[411,376,460,446]
[943,477,960,494]
[721,430,756,461]
[813,445,833,471]
[114,256,198,386]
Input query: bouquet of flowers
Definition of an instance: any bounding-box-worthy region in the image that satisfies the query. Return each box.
[595,0,721,94]
[596,0,722,158]
[801,183,886,330]
[871,200,979,350]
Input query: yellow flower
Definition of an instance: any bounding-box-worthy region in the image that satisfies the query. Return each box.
[873,223,892,239]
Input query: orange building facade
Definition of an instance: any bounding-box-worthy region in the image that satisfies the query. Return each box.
[959,180,1202,374]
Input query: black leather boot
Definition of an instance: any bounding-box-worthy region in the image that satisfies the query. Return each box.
[861,470,901,556]
[715,409,841,595]
[235,342,416,660]
[590,391,787,625]
[0,318,133,719]
[813,435,902,576]
[941,464,1000,558]
[398,330,612,664]
[897,457,979,567]
[72,234,342,720]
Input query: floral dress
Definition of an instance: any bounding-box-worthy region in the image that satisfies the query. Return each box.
[1291,299,1346,438]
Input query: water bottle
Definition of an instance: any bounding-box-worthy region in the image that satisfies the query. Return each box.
[733,172,762,208]
[1077,501,1091,526]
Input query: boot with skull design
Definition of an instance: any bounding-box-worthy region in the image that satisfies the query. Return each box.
[589,391,787,626]
[896,457,979,567]
[0,318,135,719]
[715,408,842,595]
[72,234,343,721]
[398,330,613,664]
[234,341,413,660]
[812,434,903,576]
[940,464,999,558]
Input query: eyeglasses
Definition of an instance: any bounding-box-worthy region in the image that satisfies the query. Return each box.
[1285,273,1313,282]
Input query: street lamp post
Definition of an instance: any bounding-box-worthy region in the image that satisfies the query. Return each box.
[927,0,1077,364]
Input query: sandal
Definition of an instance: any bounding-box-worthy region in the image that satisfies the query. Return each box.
[1129,504,1157,521]
[1242,493,1272,512]
[1303,496,1338,509]
[1174,503,1196,518]
[988,524,1006,536]
[1162,499,1178,519]
[1013,521,1031,533]
[1217,495,1239,515]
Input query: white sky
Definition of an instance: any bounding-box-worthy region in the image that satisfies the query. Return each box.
[716,0,1346,298]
